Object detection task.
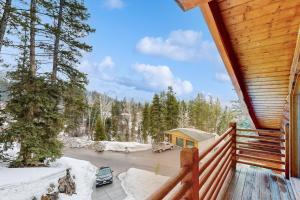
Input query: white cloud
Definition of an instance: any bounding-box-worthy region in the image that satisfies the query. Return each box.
[103,0,124,9]
[136,30,216,62]
[79,57,193,95]
[79,56,115,81]
[99,56,115,69]
[133,63,193,95]
[215,72,230,82]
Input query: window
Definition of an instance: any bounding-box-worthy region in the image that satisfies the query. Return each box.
[186,140,194,148]
[176,137,184,147]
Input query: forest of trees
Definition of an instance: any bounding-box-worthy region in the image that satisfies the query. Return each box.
[0,0,94,166]
[62,87,241,144]
[81,91,143,142]
[141,87,239,143]
[0,0,250,167]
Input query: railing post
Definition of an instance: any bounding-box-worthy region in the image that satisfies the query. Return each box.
[180,147,199,200]
[285,123,290,179]
[229,122,237,170]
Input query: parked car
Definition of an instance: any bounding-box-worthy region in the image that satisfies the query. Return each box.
[93,141,105,152]
[96,167,113,187]
[152,141,175,153]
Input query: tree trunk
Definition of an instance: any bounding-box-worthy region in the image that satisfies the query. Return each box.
[0,0,12,52]
[29,0,36,76]
[51,0,64,81]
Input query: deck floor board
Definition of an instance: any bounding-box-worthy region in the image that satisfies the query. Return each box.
[222,165,295,200]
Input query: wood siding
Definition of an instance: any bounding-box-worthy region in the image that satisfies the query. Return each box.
[214,0,300,129]
[169,130,199,148]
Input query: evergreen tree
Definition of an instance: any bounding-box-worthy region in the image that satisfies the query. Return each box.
[111,101,121,138]
[4,67,63,166]
[42,0,95,82]
[150,94,164,142]
[0,0,12,52]
[2,0,65,166]
[130,103,137,141]
[94,116,106,141]
[231,100,251,129]
[0,0,94,166]
[217,107,234,134]
[141,103,150,143]
[165,86,179,130]
[63,79,87,136]
[104,117,112,139]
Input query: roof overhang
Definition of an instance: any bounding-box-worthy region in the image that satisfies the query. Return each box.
[176,0,300,129]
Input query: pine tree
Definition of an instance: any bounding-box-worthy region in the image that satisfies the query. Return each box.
[4,0,64,166]
[63,79,87,136]
[94,116,107,141]
[165,86,179,130]
[231,100,251,129]
[0,0,12,52]
[4,67,64,166]
[0,0,94,166]
[104,117,112,139]
[130,103,137,141]
[111,101,121,138]
[42,0,95,82]
[141,103,150,143]
[150,94,164,142]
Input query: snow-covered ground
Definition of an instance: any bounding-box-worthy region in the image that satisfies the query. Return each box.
[60,134,152,152]
[0,157,97,200]
[119,168,176,200]
[102,141,151,152]
[60,135,94,148]
[52,157,97,200]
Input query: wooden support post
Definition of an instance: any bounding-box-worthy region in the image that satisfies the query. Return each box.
[230,122,237,170]
[180,147,199,200]
[285,123,290,179]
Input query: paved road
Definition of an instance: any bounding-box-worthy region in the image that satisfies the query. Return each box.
[63,147,180,200]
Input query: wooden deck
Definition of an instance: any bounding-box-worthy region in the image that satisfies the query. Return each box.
[223,165,295,200]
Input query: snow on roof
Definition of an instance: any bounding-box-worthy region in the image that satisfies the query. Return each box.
[166,128,215,142]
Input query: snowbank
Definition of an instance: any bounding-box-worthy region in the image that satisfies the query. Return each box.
[119,168,174,200]
[101,141,152,152]
[0,167,64,187]
[53,157,97,200]
[60,135,94,148]
[60,134,152,152]
[0,157,97,200]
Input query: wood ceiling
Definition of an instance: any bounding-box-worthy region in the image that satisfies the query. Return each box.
[177,0,300,129]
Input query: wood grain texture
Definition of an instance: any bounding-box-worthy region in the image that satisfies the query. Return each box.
[222,166,296,200]
[210,0,300,129]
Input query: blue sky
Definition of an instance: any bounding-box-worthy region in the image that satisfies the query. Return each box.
[81,0,237,103]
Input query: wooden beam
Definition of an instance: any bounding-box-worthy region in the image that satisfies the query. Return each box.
[199,1,259,128]
[288,27,300,94]
[175,0,210,11]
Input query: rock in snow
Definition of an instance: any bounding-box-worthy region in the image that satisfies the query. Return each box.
[0,157,97,200]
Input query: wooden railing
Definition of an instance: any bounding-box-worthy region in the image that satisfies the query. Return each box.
[147,123,288,200]
[235,128,287,175]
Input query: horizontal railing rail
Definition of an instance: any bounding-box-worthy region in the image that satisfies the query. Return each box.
[235,128,286,174]
[147,123,289,200]
[147,123,236,200]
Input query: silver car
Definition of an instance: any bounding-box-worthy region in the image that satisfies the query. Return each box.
[152,142,175,153]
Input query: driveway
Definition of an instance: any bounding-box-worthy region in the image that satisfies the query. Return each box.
[63,147,180,200]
